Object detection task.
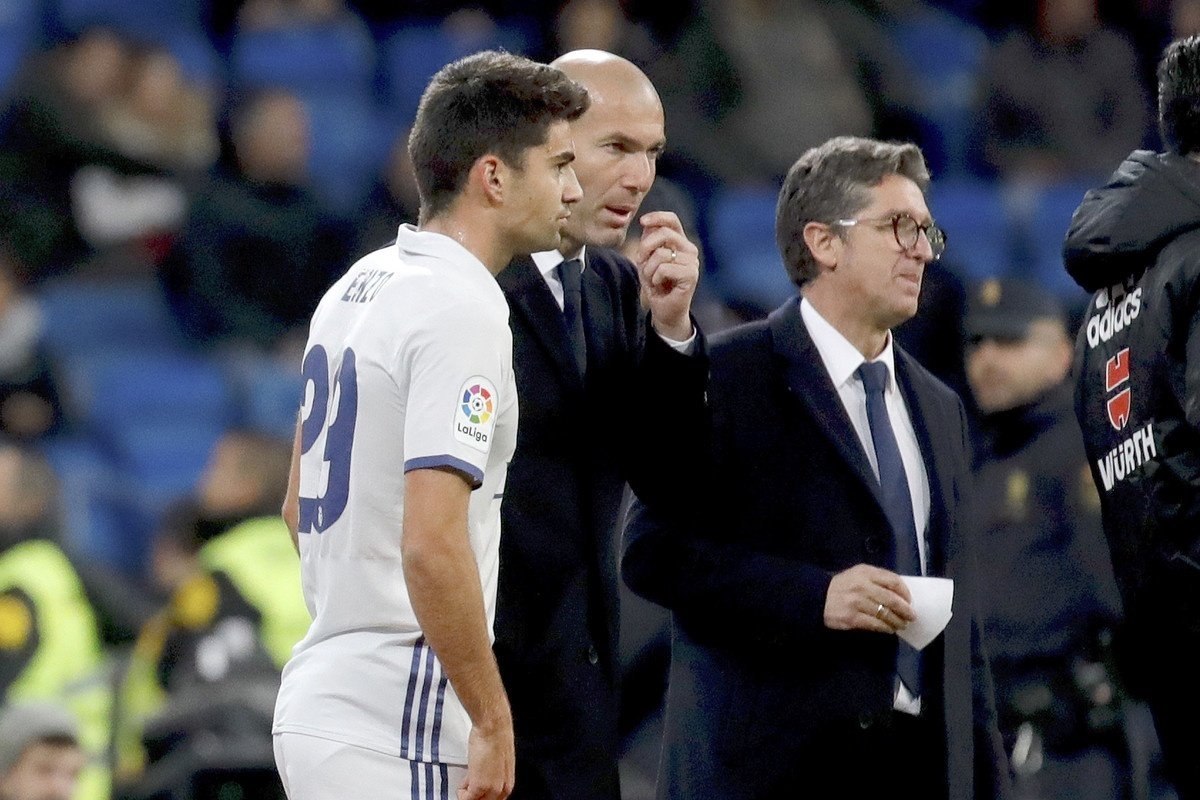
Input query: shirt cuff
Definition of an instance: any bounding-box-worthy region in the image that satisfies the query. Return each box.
[657,329,696,355]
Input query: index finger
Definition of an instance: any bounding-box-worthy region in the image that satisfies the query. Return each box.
[638,210,685,235]
[869,568,913,604]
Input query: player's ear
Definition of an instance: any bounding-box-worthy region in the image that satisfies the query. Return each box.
[475,154,507,205]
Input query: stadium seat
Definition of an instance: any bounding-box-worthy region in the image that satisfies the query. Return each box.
[303,92,394,216]
[62,350,233,435]
[890,10,987,176]
[929,178,1013,284]
[381,19,529,125]
[107,419,224,496]
[0,0,39,99]
[157,28,222,88]
[1024,178,1096,304]
[240,362,304,440]
[706,187,793,315]
[230,19,376,98]
[38,278,180,360]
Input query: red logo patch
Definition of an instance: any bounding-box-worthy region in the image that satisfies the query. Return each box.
[1105,348,1131,431]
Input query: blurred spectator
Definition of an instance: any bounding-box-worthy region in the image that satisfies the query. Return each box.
[0,245,62,443]
[0,702,84,800]
[237,0,351,30]
[647,0,917,185]
[961,279,1126,798]
[0,28,182,281]
[0,446,110,800]
[159,430,308,675]
[552,0,659,62]
[119,430,303,799]
[159,89,351,354]
[354,128,419,257]
[1173,0,1200,37]
[98,46,219,176]
[977,0,1149,181]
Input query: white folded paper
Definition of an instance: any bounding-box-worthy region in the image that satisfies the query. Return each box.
[898,576,954,651]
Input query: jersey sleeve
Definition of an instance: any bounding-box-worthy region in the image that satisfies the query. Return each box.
[400,300,509,489]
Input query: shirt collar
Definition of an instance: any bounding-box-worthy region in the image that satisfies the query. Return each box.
[531,246,589,281]
[799,296,897,393]
[395,223,489,276]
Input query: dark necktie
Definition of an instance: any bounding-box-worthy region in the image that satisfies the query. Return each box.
[857,360,922,698]
[557,258,587,377]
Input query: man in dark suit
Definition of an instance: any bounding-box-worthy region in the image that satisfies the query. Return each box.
[494,51,705,800]
[623,136,1009,799]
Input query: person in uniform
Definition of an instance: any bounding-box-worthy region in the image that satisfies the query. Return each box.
[963,278,1124,798]
[272,51,587,800]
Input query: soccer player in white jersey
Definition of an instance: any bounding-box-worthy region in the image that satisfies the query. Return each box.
[271,51,587,800]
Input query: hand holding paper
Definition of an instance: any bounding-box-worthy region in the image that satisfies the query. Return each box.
[897,576,954,650]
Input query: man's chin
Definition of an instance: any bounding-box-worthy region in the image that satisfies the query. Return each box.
[574,223,627,250]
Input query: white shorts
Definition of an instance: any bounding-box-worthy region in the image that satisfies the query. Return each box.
[274,732,466,800]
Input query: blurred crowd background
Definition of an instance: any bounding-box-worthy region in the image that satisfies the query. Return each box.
[0,0,1189,798]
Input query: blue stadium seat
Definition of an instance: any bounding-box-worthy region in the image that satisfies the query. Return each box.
[156,28,222,88]
[0,0,40,99]
[706,187,793,315]
[230,19,376,98]
[1025,178,1095,303]
[107,419,223,496]
[42,436,118,554]
[303,92,393,216]
[63,350,234,435]
[890,10,987,176]
[241,362,304,440]
[38,278,180,360]
[381,20,529,124]
[929,178,1013,284]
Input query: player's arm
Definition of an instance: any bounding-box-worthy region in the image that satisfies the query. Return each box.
[281,417,301,553]
[402,467,513,800]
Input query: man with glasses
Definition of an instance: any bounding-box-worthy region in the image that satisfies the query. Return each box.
[622,136,1008,799]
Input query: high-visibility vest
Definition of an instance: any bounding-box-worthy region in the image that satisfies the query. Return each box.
[199,516,310,667]
[0,539,112,800]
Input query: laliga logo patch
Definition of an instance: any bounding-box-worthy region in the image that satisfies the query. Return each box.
[1104,348,1131,431]
[455,377,497,453]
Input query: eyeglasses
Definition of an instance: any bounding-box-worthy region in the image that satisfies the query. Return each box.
[833,213,947,261]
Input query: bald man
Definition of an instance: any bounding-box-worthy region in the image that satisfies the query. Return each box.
[494,51,704,800]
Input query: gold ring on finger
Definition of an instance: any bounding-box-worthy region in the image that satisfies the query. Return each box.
[875,602,886,619]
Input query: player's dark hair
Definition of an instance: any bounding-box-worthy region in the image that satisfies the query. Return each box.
[1159,36,1200,156]
[776,136,930,288]
[408,50,589,219]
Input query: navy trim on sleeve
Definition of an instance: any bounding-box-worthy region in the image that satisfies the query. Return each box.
[404,455,485,489]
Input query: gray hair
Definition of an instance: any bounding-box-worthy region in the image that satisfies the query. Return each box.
[775,136,930,288]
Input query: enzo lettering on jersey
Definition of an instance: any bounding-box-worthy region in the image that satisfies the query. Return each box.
[1096,422,1157,491]
[341,269,395,304]
[1086,283,1142,348]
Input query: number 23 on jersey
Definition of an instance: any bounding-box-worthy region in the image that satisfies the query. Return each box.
[298,345,358,534]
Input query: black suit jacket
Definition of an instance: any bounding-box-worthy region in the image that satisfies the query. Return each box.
[495,248,706,800]
[623,297,1007,800]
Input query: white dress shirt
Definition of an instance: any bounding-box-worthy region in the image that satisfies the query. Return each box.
[530,248,695,352]
[799,297,931,713]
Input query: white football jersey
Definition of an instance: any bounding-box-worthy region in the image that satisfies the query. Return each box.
[273,225,518,767]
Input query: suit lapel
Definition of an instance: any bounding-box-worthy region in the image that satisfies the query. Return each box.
[767,298,885,509]
[894,351,954,572]
[499,255,584,391]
